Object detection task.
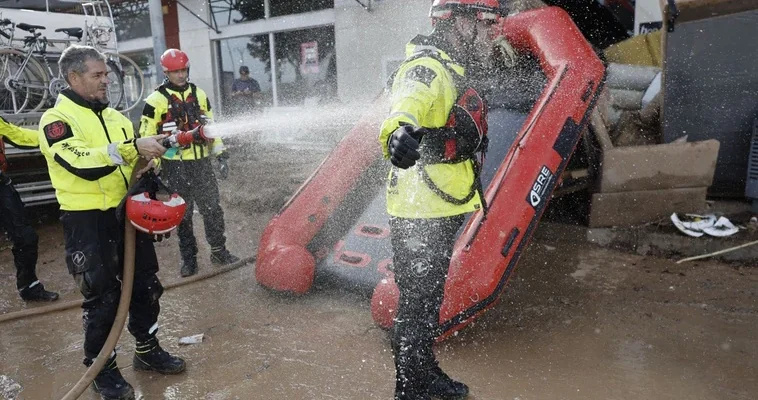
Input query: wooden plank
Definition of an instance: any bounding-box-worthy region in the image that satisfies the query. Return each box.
[590,109,614,152]
[589,187,708,228]
[599,139,719,193]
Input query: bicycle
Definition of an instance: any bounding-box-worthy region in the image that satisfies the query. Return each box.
[0,20,49,114]
[0,19,145,114]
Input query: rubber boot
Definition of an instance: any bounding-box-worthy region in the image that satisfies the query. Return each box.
[133,337,186,374]
[210,247,239,266]
[19,282,59,302]
[393,337,432,400]
[427,366,469,399]
[87,355,135,400]
[180,256,198,277]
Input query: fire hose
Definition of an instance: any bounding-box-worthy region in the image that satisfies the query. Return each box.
[57,249,254,400]
[59,221,136,400]
[0,149,251,399]
[56,152,252,399]
[0,256,254,324]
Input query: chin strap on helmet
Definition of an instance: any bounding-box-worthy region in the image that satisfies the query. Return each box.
[119,170,187,235]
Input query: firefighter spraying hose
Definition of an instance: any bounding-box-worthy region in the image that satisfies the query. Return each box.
[159,117,222,157]
[37,45,188,400]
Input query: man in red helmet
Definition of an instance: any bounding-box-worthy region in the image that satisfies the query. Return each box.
[140,48,239,277]
[378,1,506,399]
[38,45,186,400]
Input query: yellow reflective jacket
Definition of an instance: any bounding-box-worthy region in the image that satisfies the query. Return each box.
[1,116,39,172]
[139,82,225,161]
[378,35,482,219]
[39,89,140,211]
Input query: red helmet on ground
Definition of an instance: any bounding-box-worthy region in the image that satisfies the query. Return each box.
[126,192,187,235]
[430,0,505,23]
[160,49,190,72]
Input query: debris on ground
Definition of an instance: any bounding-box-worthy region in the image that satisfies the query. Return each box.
[671,213,739,238]
[179,333,205,345]
[0,375,22,400]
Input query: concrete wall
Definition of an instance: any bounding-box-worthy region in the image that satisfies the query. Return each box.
[333,0,429,103]
[176,0,217,108]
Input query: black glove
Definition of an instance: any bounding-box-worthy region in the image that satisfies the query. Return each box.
[152,231,171,243]
[217,153,229,180]
[388,125,423,169]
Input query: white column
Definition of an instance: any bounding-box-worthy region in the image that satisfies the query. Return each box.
[269,32,278,107]
[148,0,167,79]
[177,0,216,106]
[264,0,279,107]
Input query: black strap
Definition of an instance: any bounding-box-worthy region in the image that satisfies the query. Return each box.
[417,161,477,206]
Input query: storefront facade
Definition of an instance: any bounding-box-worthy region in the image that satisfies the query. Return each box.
[117,0,429,115]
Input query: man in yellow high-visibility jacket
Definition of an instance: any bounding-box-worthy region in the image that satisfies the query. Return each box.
[39,45,185,400]
[139,48,239,277]
[378,1,506,399]
[0,117,59,302]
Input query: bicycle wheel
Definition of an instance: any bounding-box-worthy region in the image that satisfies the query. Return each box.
[0,48,49,114]
[105,59,125,109]
[0,48,30,113]
[106,52,144,113]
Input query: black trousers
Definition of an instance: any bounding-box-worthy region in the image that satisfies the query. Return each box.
[389,215,465,398]
[162,158,227,261]
[0,179,39,290]
[61,209,163,361]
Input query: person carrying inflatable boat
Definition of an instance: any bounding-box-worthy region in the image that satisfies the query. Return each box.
[378,0,507,399]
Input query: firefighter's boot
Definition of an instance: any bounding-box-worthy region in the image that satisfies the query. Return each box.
[180,256,198,277]
[427,366,469,399]
[133,337,186,374]
[19,282,59,302]
[210,247,239,266]
[87,355,135,400]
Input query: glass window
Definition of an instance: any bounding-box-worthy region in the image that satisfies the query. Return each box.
[217,35,273,116]
[111,0,151,41]
[274,25,337,106]
[211,0,265,27]
[270,0,334,18]
[123,50,157,95]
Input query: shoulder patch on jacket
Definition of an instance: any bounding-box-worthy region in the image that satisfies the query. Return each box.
[141,102,156,119]
[405,65,437,88]
[43,121,73,146]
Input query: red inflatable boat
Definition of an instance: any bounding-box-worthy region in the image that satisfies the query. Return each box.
[255,7,605,338]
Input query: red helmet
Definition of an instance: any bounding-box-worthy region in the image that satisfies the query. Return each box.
[160,49,190,72]
[124,171,187,235]
[126,192,187,235]
[430,0,505,23]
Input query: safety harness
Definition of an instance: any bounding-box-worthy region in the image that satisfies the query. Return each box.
[390,48,489,210]
[158,82,203,132]
[157,82,214,159]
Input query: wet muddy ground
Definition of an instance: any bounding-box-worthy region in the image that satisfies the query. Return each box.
[1,141,756,400]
